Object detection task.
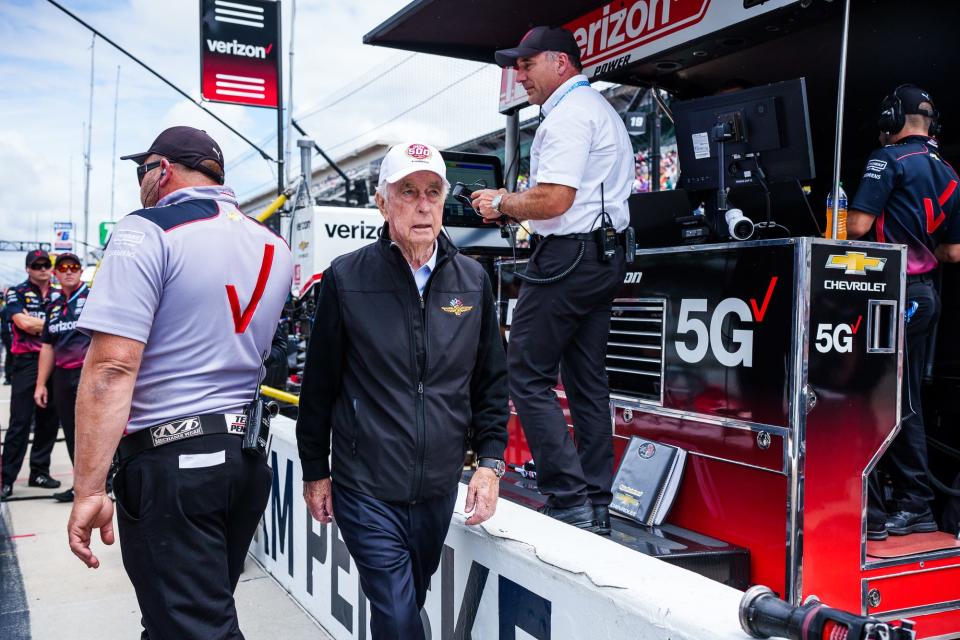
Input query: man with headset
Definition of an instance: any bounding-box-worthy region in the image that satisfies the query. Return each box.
[847,84,960,540]
[471,27,633,534]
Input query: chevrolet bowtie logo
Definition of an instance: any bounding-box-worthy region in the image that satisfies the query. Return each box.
[825,251,887,276]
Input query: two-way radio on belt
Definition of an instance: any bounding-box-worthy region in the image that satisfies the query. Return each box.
[243,351,279,457]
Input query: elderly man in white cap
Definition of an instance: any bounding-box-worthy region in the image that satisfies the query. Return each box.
[296,142,509,640]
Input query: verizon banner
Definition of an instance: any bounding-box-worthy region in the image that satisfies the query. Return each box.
[200,0,280,109]
[499,0,799,113]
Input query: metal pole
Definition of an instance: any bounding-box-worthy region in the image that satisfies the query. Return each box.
[110,65,120,222]
[82,34,95,260]
[830,0,852,239]
[504,110,520,192]
[298,138,314,205]
[650,87,661,192]
[44,0,274,162]
[284,0,296,187]
[275,0,284,196]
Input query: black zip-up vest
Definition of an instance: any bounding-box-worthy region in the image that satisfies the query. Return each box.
[329,232,487,503]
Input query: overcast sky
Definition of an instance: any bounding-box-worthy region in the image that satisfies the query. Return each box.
[0,0,516,286]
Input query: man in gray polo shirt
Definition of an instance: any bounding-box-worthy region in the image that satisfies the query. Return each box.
[67,126,293,639]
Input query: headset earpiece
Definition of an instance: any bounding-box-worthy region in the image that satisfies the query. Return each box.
[878,85,907,136]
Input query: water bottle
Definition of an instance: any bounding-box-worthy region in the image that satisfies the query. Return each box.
[826,183,848,240]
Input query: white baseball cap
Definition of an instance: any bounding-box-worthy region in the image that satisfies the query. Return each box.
[377,142,449,189]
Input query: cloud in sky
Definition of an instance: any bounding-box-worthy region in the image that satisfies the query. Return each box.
[0,0,523,286]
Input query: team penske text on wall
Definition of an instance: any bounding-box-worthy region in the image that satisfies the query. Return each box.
[200,0,280,108]
[499,0,799,112]
[253,420,748,639]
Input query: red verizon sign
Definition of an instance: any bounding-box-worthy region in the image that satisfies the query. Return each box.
[499,0,799,112]
[200,0,280,109]
[568,0,710,73]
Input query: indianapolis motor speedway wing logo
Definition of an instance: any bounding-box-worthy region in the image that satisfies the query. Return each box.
[441,297,474,317]
[150,416,204,447]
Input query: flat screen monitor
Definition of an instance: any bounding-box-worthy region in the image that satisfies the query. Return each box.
[440,151,503,228]
[628,190,697,248]
[673,78,815,192]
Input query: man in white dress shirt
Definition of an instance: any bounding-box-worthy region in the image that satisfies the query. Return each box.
[472,26,634,535]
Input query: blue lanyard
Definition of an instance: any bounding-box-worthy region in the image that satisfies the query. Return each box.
[551,80,590,109]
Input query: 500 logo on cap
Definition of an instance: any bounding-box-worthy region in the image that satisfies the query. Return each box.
[407,144,432,160]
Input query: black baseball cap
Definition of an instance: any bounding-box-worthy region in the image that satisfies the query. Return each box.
[25,249,50,267]
[893,84,936,115]
[55,252,82,266]
[494,26,582,68]
[121,126,225,184]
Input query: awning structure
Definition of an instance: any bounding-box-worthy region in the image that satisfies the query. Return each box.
[365,1,958,206]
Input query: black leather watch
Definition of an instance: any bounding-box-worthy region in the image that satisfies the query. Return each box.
[478,457,506,478]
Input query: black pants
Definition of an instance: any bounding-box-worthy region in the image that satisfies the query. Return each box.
[333,483,457,640]
[869,278,938,522]
[52,367,81,464]
[1,353,59,487]
[114,433,272,640]
[2,344,12,382]
[508,238,626,509]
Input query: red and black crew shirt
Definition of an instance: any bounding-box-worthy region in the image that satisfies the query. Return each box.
[5,281,61,355]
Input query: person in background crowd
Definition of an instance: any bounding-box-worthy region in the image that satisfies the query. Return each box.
[34,252,89,503]
[1,292,13,385]
[1,250,63,500]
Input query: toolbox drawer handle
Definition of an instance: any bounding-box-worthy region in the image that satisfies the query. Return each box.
[866,300,897,354]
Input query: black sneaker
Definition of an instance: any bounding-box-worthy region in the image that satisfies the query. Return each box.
[28,474,61,489]
[1,484,11,500]
[53,488,75,503]
[592,504,612,536]
[867,521,888,541]
[537,503,599,532]
[886,510,937,536]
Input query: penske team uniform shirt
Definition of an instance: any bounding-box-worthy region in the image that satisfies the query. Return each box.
[78,186,294,433]
[5,281,61,355]
[851,135,960,275]
[42,283,90,369]
[528,74,634,236]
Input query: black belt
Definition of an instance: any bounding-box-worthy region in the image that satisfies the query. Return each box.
[534,231,628,246]
[116,412,247,461]
[907,271,935,283]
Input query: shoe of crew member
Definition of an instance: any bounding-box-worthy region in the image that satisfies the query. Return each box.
[885,509,937,536]
[538,502,600,533]
[53,488,75,503]
[867,520,889,541]
[1,484,11,500]
[29,473,61,489]
[592,504,612,536]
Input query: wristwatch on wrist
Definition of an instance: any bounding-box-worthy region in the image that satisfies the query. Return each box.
[478,457,506,478]
[491,193,504,215]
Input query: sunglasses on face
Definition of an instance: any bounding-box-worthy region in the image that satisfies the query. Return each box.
[56,263,82,274]
[137,160,163,185]
[29,262,52,270]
